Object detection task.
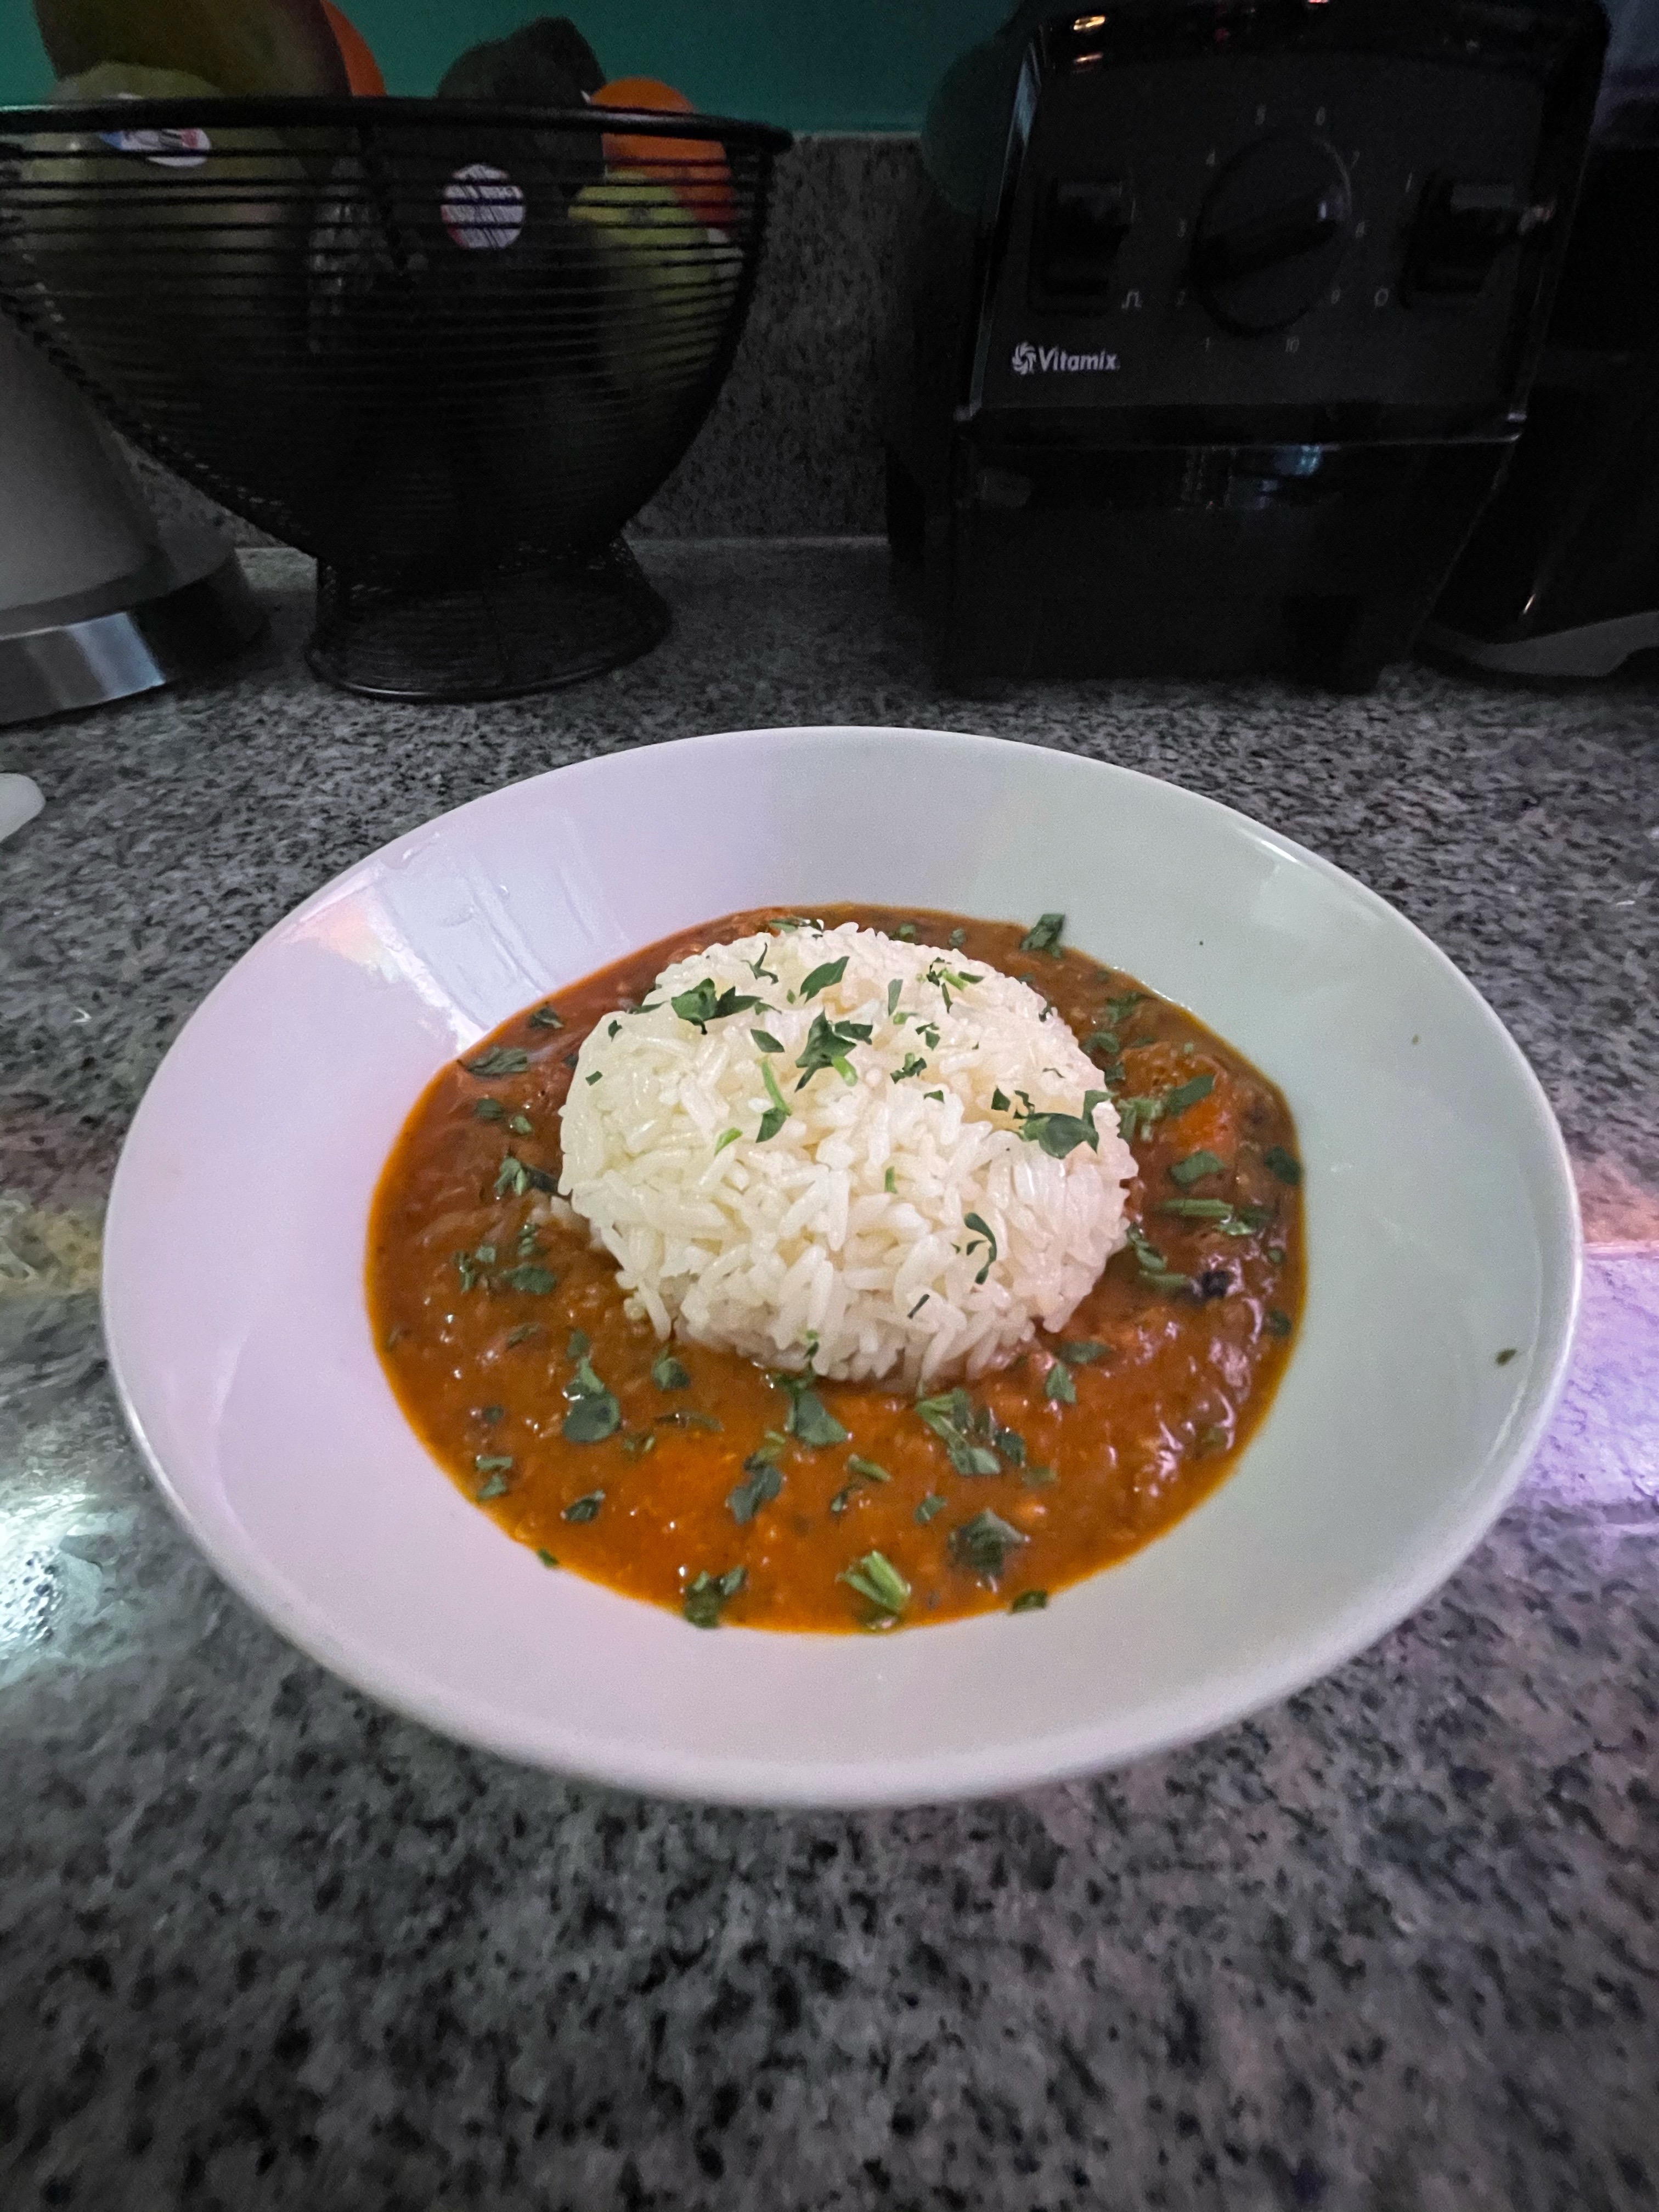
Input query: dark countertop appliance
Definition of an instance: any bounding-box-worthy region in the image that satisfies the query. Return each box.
[882,0,1607,690]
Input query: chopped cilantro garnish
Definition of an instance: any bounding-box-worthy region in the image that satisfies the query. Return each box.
[1011,1590,1048,1613]
[683,1565,747,1628]
[884,1165,898,1193]
[474,1453,513,1474]
[672,978,761,1031]
[1170,1150,1226,1187]
[568,1329,589,1359]
[651,1347,691,1391]
[1058,1340,1106,1365]
[535,1548,559,1567]
[839,1549,910,1620]
[896,922,918,940]
[1115,1095,1163,1143]
[949,1509,1026,1579]
[509,1111,533,1137]
[462,1045,529,1077]
[795,1011,873,1090]
[1022,1463,1057,1488]
[799,956,849,1001]
[991,1087,1011,1113]
[1044,1361,1076,1405]
[499,1262,557,1295]
[916,1389,1000,1476]
[1266,1308,1293,1339]
[494,1153,531,1199]
[585,1071,602,1085]
[623,1431,656,1459]
[657,1408,723,1432]
[1496,1346,1517,1366]
[1020,913,1065,955]
[528,1005,564,1031]
[962,1211,998,1285]
[1124,1224,1192,1294]
[474,1098,506,1123]
[887,979,902,1017]
[751,1029,783,1054]
[1264,1145,1302,1186]
[774,1371,850,1448]
[915,1493,947,1524]
[562,1356,621,1442]
[727,1455,783,1524]
[1162,1073,1216,1120]
[562,1491,605,1522]
[714,1127,741,1154]
[949,928,967,947]
[505,1322,540,1347]
[757,1057,792,1143]
[1017,1090,1109,1159]
[892,1054,928,1083]
[846,1455,891,1485]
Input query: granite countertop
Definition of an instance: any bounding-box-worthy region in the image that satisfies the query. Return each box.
[3,544,1656,2212]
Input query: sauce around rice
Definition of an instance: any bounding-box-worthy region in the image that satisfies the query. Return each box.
[368,905,1305,1632]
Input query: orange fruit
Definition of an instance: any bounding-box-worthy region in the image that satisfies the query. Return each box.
[323,2,386,95]
[590,77,736,234]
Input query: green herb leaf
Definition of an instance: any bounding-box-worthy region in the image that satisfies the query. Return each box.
[751,1030,783,1054]
[474,1453,513,1473]
[884,1165,897,1193]
[949,927,967,947]
[845,1455,891,1485]
[949,1508,1026,1579]
[509,1111,533,1137]
[1170,1149,1226,1187]
[1159,1198,1235,1220]
[1022,1463,1057,1488]
[896,922,918,941]
[727,1456,783,1523]
[476,1474,511,1501]
[671,977,762,1031]
[838,1549,911,1618]
[1264,1145,1302,1186]
[1045,1360,1076,1404]
[915,1493,948,1523]
[714,1126,742,1154]
[916,1389,1001,1476]
[585,1071,602,1086]
[462,1045,530,1077]
[494,1153,531,1199]
[1011,1589,1048,1613]
[684,1565,746,1628]
[757,1057,792,1143]
[1020,913,1065,955]
[568,1329,589,1359]
[799,956,849,1001]
[535,1548,559,1567]
[656,1408,723,1433]
[887,979,902,1017]
[505,1322,541,1347]
[1266,1308,1293,1339]
[623,1431,657,1459]
[1016,1102,1102,1159]
[651,1347,691,1391]
[562,1491,605,1522]
[1496,1346,1517,1366]
[1162,1072,1216,1120]
[795,1010,873,1090]
[529,1004,565,1030]
[562,1356,621,1442]
[775,1372,850,1448]
[962,1210,998,1285]
[892,1053,928,1083]
[499,1262,557,1295]
[474,1097,506,1122]
[1115,1094,1163,1143]
[1059,1340,1107,1365]
[991,1087,1011,1113]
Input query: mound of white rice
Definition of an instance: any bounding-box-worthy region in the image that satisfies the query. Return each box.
[557,921,1136,1385]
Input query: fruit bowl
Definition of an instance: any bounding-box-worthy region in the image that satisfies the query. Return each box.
[0,97,789,698]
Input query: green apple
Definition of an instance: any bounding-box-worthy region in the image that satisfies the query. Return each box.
[568,170,730,438]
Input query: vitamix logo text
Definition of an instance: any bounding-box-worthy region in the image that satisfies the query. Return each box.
[1010,341,1119,375]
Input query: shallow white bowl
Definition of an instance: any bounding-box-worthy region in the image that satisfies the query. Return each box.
[103,726,1580,1806]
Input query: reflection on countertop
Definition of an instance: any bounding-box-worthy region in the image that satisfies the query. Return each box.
[2,544,1656,2212]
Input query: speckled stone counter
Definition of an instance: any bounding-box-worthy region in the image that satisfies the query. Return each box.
[3,545,1656,2212]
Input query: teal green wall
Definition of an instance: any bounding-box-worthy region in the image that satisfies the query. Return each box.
[0,1,1008,128]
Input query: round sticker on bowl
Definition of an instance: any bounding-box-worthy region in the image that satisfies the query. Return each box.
[441,163,526,250]
[98,125,212,168]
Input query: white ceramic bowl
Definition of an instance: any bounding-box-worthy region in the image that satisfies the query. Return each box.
[103,727,1580,1806]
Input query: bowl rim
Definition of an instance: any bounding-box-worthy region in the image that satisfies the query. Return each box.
[100,725,1584,1805]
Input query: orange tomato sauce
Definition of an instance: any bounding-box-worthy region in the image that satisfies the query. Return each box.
[368,906,1304,1631]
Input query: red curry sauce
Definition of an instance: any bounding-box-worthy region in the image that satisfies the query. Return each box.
[368,906,1304,1631]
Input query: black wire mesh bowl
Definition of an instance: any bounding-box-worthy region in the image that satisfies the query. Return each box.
[0,97,789,699]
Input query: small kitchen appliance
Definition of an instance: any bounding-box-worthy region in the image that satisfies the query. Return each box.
[882,0,1608,690]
